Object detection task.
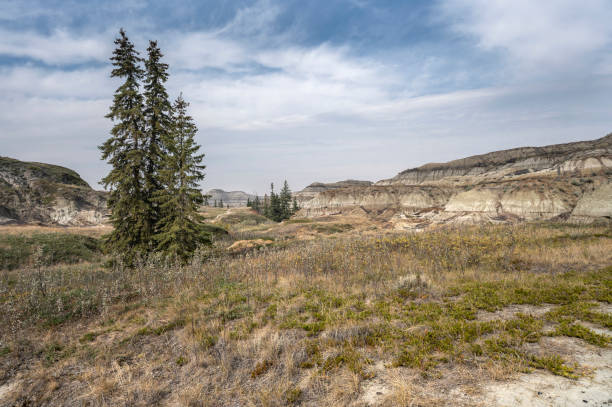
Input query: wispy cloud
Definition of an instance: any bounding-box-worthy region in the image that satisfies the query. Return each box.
[0,28,110,65]
[441,0,612,75]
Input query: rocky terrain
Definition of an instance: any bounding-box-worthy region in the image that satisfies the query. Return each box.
[206,189,257,207]
[294,180,372,203]
[0,157,107,226]
[299,134,612,228]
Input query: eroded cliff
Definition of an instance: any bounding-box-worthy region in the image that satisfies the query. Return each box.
[0,157,107,226]
[299,134,612,228]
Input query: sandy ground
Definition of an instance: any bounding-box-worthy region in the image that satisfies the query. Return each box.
[482,337,611,407]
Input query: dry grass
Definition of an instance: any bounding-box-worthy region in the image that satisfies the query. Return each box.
[0,225,111,238]
[0,222,610,406]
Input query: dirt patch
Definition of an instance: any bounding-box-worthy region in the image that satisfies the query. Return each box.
[482,337,612,407]
[477,304,554,322]
[0,380,18,403]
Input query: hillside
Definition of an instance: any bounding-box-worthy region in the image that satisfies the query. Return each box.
[299,134,612,228]
[294,180,373,203]
[206,189,256,207]
[0,157,107,226]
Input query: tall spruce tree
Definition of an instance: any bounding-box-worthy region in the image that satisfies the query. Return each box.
[154,95,210,261]
[143,40,172,239]
[99,29,149,263]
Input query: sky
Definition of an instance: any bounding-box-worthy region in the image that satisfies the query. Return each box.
[1,0,611,194]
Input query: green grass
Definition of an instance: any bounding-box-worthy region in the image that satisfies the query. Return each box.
[0,233,101,270]
[283,218,313,224]
[551,323,610,347]
[0,156,89,187]
[310,223,354,234]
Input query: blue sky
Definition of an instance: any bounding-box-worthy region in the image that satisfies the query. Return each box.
[1,0,611,194]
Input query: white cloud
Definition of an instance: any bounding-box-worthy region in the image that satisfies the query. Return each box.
[0,66,111,99]
[0,28,110,65]
[442,0,612,72]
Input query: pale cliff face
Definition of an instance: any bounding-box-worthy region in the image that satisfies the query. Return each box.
[0,157,108,226]
[298,134,612,228]
[205,189,257,207]
[377,134,612,186]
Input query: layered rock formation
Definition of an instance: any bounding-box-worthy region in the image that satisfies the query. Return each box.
[0,157,107,226]
[300,134,612,228]
[206,189,257,207]
[294,180,372,203]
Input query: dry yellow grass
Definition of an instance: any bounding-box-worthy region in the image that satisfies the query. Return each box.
[0,224,111,238]
[0,222,610,406]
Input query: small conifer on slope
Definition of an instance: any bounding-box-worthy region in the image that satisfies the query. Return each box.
[99,29,149,263]
[154,95,210,262]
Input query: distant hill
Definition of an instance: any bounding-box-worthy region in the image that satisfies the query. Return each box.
[0,157,107,225]
[206,189,257,207]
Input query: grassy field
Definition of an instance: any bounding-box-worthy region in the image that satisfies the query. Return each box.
[0,215,610,406]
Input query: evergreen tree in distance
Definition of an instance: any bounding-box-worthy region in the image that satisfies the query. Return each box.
[154,95,210,262]
[251,182,297,221]
[99,29,148,263]
[292,197,299,213]
[252,195,261,212]
[279,180,292,219]
[142,40,172,238]
[269,183,282,221]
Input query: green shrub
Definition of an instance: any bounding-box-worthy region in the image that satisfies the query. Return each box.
[0,233,101,270]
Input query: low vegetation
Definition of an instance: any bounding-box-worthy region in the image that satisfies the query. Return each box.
[0,232,101,270]
[0,221,610,405]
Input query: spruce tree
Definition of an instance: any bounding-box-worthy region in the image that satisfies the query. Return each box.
[292,197,299,214]
[279,180,292,220]
[252,195,261,213]
[142,40,172,239]
[263,194,270,218]
[154,95,210,262]
[99,29,148,263]
[269,183,282,221]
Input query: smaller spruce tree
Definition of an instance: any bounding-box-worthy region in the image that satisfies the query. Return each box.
[154,94,210,262]
[292,197,299,214]
[252,195,261,213]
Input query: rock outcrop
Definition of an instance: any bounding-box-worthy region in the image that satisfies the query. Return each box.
[377,134,612,186]
[0,157,107,226]
[299,134,612,228]
[294,180,372,203]
[206,189,257,207]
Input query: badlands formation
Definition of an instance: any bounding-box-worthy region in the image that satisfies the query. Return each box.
[0,157,107,226]
[1,134,610,228]
[206,189,257,207]
[298,134,612,229]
